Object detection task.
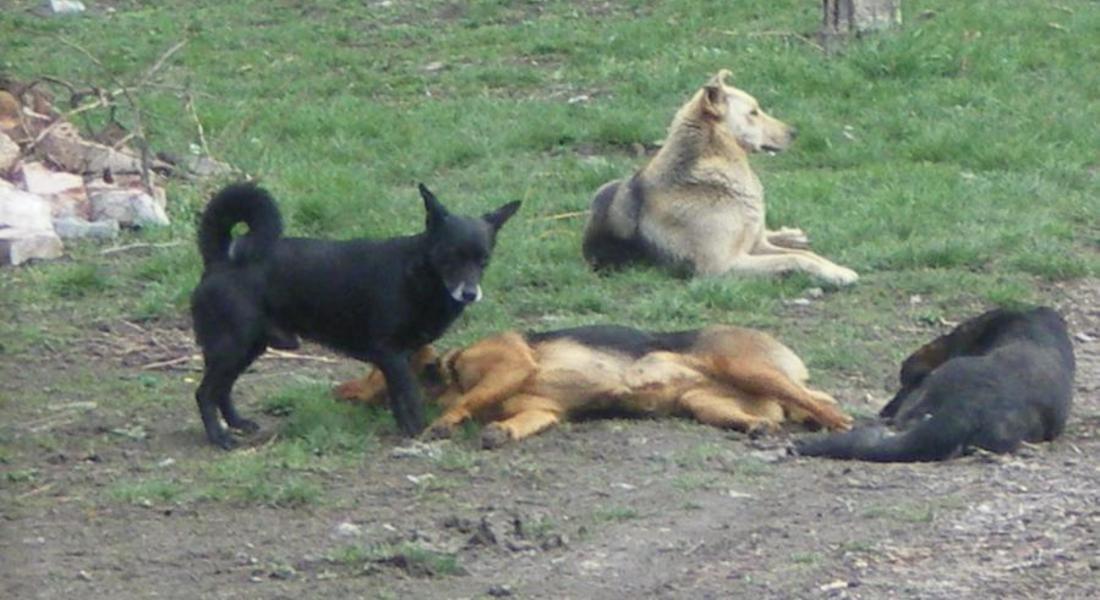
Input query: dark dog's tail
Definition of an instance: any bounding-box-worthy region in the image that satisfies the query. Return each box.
[794,412,975,462]
[197,183,283,267]
[582,179,644,271]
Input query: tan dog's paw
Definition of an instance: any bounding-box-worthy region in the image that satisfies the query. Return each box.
[481,423,514,449]
[333,379,368,402]
[824,266,859,287]
[333,375,386,404]
[822,408,854,431]
[746,419,782,438]
[423,420,455,441]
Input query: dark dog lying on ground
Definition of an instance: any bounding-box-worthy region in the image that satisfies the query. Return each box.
[337,324,853,448]
[190,182,520,448]
[795,307,1074,462]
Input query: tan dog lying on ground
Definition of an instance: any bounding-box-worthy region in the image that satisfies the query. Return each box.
[582,70,858,286]
[335,325,852,448]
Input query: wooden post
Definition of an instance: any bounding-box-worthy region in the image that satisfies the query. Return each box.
[822,0,901,40]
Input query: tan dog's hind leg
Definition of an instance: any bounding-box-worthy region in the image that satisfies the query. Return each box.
[708,356,852,430]
[765,227,810,250]
[481,394,565,448]
[677,388,781,434]
[333,346,438,404]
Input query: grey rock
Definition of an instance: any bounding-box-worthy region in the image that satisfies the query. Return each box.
[52,217,119,240]
[89,188,169,227]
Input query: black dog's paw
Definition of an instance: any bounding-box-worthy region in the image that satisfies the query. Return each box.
[397,417,426,438]
[228,417,260,434]
[208,429,239,450]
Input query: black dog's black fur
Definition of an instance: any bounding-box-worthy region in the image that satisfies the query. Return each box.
[525,324,701,359]
[795,307,1074,462]
[191,182,520,448]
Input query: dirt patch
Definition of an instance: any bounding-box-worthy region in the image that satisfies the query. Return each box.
[2,281,1098,598]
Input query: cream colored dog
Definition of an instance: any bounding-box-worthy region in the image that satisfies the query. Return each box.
[582,70,858,286]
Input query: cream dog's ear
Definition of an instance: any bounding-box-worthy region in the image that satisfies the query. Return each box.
[707,68,733,88]
[700,82,727,118]
[700,69,733,118]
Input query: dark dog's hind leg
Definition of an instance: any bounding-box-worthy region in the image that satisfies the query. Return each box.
[372,353,426,436]
[196,341,265,449]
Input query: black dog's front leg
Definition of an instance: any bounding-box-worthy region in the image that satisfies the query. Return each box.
[372,352,426,436]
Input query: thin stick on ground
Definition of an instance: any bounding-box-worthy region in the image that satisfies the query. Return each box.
[539,210,589,221]
[100,241,184,255]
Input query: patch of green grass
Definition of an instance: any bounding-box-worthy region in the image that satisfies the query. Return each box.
[431,445,479,473]
[790,551,822,566]
[44,263,113,299]
[672,472,722,491]
[730,456,772,479]
[110,478,187,505]
[673,442,733,469]
[332,542,464,577]
[839,540,877,554]
[263,380,387,456]
[198,451,324,507]
[3,468,38,484]
[862,501,935,524]
[593,505,641,522]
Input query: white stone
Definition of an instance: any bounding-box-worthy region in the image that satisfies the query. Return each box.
[332,522,363,538]
[0,228,63,265]
[0,182,53,231]
[19,161,89,219]
[47,0,86,15]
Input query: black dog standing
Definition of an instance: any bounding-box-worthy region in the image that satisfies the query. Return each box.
[191,182,520,448]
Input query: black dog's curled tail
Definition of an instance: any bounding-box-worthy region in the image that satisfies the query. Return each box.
[198,183,283,267]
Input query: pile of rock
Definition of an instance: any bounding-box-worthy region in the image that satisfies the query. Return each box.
[0,79,223,266]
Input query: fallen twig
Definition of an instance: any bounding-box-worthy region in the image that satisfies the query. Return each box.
[141,354,198,370]
[539,210,589,221]
[267,349,340,364]
[140,348,339,371]
[100,241,183,255]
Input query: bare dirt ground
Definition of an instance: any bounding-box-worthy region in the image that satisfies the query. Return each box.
[2,280,1098,599]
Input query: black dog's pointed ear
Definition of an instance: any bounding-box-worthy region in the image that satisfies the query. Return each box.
[419,183,449,230]
[483,200,521,232]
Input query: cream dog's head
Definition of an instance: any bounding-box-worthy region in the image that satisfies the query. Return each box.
[698,69,796,154]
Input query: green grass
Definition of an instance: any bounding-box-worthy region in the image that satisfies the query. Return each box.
[330,542,464,577]
[1,0,1098,506]
[593,505,641,523]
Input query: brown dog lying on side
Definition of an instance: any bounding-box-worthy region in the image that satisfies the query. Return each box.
[335,325,852,448]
